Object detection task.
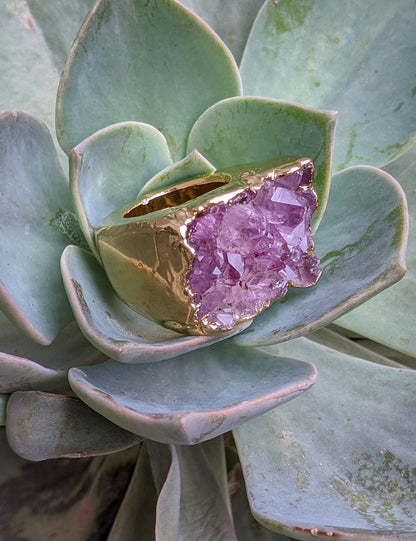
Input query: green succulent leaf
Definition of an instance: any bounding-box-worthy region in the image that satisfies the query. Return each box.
[230,462,293,541]
[0,2,57,136]
[201,436,230,510]
[187,96,337,230]
[149,442,237,540]
[60,246,246,363]
[0,0,93,165]
[56,0,242,158]
[107,443,158,540]
[146,443,180,540]
[0,396,8,427]
[241,0,416,171]
[179,0,265,64]
[0,111,74,345]
[234,338,416,538]
[25,0,94,70]
[0,311,105,393]
[68,341,317,445]
[337,145,416,357]
[138,149,215,198]
[309,327,403,369]
[6,391,142,461]
[0,428,139,540]
[70,121,172,256]
[233,165,407,347]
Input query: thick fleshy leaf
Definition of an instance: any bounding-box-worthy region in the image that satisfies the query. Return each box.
[25,0,94,69]
[325,324,416,369]
[68,341,317,445]
[229,463,296,541]
[108,443,157,540]
[56,0,242,158]
[150,442,237,540]
[346,339,416,370]
[0,3,56,132]
[240,0,416,171]
[0,396,7,426]
[336,145,416,357]
[152,443,181,540]
[179,0,265,64]
[233,165,407,347]
[0,110,74,345]
[0,0,92,164]
[234,338,416,539]
[309,327,403,368]
[138,149,215,198]
[201,436,230,513]
[60,246,247,363]
[6,391,142,461]
[0,311,105,393]
[71,121,172,255]
[187,96,337,229]
[0,428,138,540]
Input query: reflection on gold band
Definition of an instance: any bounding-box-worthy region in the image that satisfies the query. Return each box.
[124,175,230,218]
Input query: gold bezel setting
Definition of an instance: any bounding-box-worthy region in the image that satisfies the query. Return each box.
[95,157,320,335]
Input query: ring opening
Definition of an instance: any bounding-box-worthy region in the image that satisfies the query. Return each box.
[124,176,229,218]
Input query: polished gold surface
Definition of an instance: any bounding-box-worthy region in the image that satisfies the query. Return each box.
[95,156,315,335]
[124,174,230,218]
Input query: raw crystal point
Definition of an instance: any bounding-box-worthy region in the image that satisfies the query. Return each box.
[186,166,321,330]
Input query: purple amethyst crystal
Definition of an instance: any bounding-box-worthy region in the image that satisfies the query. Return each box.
[186,167,321,330]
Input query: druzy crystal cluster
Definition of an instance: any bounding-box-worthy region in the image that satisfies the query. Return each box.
[186,165,321,329]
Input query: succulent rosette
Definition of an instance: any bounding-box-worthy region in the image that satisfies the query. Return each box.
[0,1,416,539]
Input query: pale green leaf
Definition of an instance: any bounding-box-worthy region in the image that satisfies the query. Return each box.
[0,0,93,166]
[0,111,74,344]
[107,444,157,541]
[234,338,416,539]
[68,341,317,444]
[26,0,94,70]
[56,0,242,158]
[150,443,237,541]
[0,396,8,426]
[230,462,297,541]
[70,121,172,256]
[308,327,403,368]
[201,437,230,514]
[187,96,337,230]
[6,391,142,460]
[337,145,416,357]
[0,311,105,393]
[241,0,416,171]
[179,0,265,64]
[138,149,215,198]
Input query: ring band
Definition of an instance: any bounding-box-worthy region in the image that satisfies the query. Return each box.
[95,157,321,335]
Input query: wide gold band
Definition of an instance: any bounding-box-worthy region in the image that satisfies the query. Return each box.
[95,156,315,334]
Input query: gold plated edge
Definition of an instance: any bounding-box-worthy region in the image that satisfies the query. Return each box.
[178,157,318,333]
[121,157,314,223]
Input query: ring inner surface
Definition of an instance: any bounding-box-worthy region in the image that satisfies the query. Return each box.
[124,175,229,218]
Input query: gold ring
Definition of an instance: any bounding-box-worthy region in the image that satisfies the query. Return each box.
[95,157,321,335]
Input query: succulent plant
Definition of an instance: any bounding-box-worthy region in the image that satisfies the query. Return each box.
[0,0,415,539]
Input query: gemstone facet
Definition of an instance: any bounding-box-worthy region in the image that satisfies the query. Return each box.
[186,165,321,330]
